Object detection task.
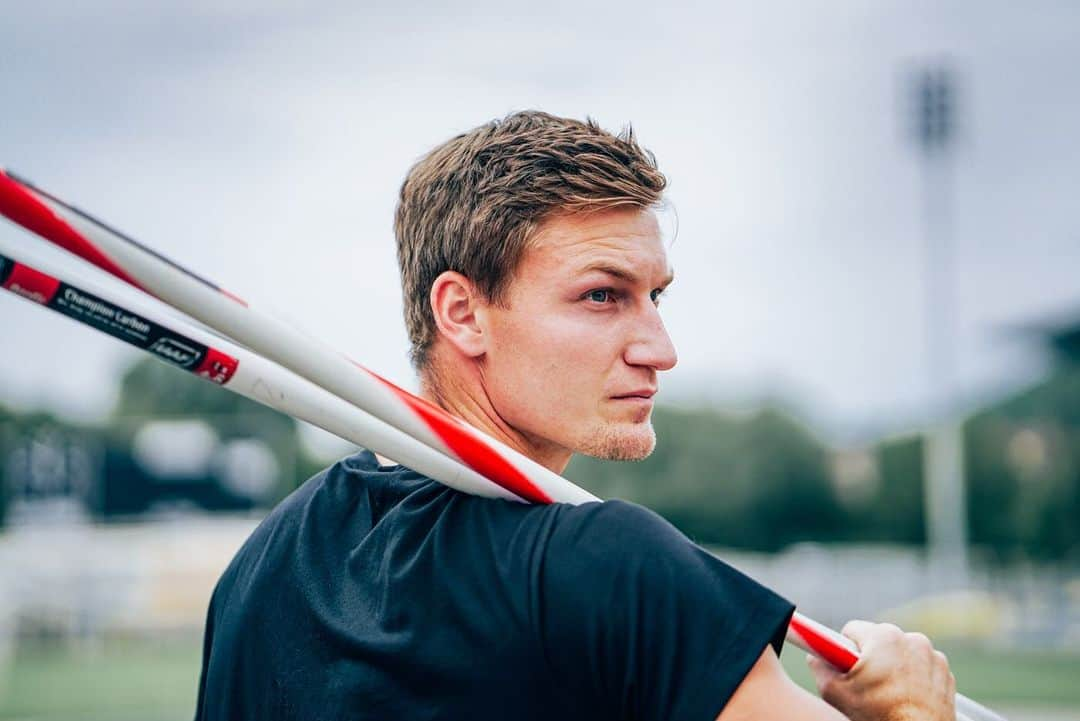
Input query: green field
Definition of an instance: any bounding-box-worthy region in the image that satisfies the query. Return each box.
[2,638,1078,720]
[780,643,1080,707]
[0,639,202,721]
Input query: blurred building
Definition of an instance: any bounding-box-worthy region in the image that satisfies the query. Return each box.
[2,419,281,526]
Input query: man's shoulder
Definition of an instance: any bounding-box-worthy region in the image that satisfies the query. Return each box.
[545,498,688,553]
[539,498,704,588]
[540,496,790,625]
[212,450,435,584]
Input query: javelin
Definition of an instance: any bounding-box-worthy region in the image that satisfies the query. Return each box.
[0,169,1002,721]
[0,241,522,502]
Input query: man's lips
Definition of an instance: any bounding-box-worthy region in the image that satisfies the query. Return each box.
[610,389,656,400]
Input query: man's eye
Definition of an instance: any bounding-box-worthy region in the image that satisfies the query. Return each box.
[586,289,612,303]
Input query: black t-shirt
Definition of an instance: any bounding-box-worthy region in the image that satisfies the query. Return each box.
[195,450,794,721]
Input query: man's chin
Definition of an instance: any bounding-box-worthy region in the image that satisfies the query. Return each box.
[576,423,657,462]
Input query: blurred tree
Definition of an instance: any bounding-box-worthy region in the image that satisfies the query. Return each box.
[965,367,1080,563]
[566,405,846,551]
[0,406,99,526]
[113,356,292,430]
[853,434,925,545]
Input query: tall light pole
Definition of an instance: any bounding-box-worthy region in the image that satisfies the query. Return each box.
[912,64,969,586]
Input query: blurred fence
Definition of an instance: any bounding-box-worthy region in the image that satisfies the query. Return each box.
[0,517,258,665]
[720,543,1080,649]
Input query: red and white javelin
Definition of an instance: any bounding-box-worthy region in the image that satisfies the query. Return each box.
[0,168,595,507]
[0,169,1003,721]
[0,240,525,502]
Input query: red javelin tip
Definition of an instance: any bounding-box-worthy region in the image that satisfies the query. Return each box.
[0,169,249,308]
[0,170,146,293]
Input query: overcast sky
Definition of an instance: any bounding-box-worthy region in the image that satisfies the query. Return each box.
[2,0,1078,440]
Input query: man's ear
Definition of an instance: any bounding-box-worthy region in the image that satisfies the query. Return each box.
[429,270,488,359]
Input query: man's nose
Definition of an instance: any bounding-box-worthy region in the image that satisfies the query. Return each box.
[624,304,678,371]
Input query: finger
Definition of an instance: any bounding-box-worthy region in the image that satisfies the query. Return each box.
[839,619,875,650]
[858,622,905,656]
[806,654,842,696]
[807,653,840,680]
[906,631,932,650]
[838,622,904,685]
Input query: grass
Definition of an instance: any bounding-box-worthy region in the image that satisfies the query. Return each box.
[781,642,1080,707]
[0,638,202,721]
[1,638,1078,719]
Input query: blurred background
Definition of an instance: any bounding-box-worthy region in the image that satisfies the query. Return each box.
[2,1,1078,719]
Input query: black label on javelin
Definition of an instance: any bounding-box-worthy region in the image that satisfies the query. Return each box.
[46,283,209,370]
[0,255,12,286]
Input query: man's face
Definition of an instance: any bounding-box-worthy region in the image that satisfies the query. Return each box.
[479,207,677,463]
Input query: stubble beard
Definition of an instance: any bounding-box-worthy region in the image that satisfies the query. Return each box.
[576,420,657,461]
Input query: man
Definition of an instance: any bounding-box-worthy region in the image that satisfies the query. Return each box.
[195,111,955,720]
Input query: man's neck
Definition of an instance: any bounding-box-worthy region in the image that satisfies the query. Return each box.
[419,362,573,475]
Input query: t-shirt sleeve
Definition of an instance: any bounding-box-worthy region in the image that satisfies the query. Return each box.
[534,499,795,721]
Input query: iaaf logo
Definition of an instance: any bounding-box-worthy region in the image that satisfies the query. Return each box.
[149,337,203,368]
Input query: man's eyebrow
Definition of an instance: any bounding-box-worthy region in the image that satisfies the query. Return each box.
[579,262,675,287]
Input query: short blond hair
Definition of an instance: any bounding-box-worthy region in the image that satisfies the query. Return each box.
[394,110,667,369]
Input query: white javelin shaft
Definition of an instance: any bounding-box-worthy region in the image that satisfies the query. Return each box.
[0,235,521,503]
